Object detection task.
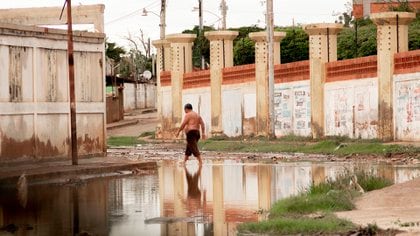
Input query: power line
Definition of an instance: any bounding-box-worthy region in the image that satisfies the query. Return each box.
[105,0,160,25]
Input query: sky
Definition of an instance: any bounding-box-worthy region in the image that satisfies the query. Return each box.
[0,0,349,50]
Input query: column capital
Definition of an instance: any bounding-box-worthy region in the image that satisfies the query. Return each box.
[166,33,196,43]
[371,12,415,25]
[303,23,343,35]
[249,31,286,42]
[204,30,238,41]
[152,39,170,48]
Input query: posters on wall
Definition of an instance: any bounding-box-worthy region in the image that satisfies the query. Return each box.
[274,83,311,137]
[324,79,378,139]
[395,77,420,141]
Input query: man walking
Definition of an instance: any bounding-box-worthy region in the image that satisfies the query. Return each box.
[176,103,206,165]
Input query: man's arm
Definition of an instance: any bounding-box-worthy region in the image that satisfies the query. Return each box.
[176,115,189,137]
[199,117,206,139]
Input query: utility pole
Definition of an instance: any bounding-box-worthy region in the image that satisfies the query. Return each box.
[66,0,78,165]
[266,0,275,137]
[160,0,166,39]
[220,0,227,30]
[199,0,205,69]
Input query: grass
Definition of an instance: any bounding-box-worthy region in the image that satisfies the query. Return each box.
[238,169,392,235]
[238,215,355,235]
[107,136,147,146]
[199,138,420,156]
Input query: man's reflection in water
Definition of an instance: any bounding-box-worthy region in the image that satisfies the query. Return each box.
[184,165,206,217]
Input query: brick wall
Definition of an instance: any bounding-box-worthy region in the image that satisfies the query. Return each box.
[274,60,310,83]
[160,71,171,86]
[394,49,420,75]
[326,55,377,82]
[353,4,364,19]
[222,64,256,85]
[183,69,210,89]
[371,2,420,14]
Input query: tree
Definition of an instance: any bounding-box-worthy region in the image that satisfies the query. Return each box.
[105,41,125,63]
[280,27,309,63]
[231,26,263,65]
[182,25,215,68]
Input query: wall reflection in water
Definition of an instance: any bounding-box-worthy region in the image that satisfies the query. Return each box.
[0,161,420,236]
[156,161,420,236]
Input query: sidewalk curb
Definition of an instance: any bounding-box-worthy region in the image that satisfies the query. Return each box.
[0,161,157,185]
[107,119,139,130]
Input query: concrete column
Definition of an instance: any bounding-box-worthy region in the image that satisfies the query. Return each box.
[250,31,286,136]
[371,12,415,141]
[166,34,196,128]
[205,31,239,136]
[152,40,171,132]
[303,23,342,139]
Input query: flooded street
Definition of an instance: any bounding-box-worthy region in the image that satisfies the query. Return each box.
[1,160,420,236]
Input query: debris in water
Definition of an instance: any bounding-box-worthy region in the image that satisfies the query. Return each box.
[17,173,28,208]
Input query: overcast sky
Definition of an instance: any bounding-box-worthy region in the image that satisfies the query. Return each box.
[0,0,349,49]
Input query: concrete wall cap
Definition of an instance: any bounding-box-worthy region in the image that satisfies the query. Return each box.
[166,33,196,43]
[303,23,343,35]
[152,39,170,47]
[204,31,239,40]
[249,31,287,42]
[371,12,416,25]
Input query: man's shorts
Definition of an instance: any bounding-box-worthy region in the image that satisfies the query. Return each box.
[185,130,201,157]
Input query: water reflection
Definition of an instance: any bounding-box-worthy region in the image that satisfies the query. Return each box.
[0,161,420,236]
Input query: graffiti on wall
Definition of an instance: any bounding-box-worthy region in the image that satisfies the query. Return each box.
[325,79,378,139]
[274,82,311,137]
[395,75,420,141]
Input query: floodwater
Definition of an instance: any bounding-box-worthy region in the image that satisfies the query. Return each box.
[1,160,420,236]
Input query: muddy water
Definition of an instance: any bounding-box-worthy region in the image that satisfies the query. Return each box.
[1,161,420,236]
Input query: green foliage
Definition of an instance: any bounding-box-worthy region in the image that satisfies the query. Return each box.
[280,27,310,63]
[106,41,126,63]
[409,17,420,50]
[182,26,215,68]
[233,37,255,65]
[338,20,378,60]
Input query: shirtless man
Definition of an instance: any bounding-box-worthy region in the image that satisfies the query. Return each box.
[176,103,206,164]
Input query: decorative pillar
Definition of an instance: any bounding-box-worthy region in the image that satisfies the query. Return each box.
[166,34,196,129]
[205,31,238,136]
[249,31,286,136]
[303,23,342,139]
[371,12,415,141]
[152,39,172,137]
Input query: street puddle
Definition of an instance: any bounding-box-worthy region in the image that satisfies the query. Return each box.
[1,160,420,235]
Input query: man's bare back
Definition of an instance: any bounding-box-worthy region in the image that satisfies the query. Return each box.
[183,111,204,133]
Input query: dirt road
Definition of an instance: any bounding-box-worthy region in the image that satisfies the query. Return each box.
[336,177,420,235]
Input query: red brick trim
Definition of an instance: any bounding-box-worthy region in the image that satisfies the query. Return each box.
[275,60,310,83]
[183,70,211,89]
[222,64,256,85]
[326,55,377,83]
[394,50,420,75]
[160,71,171,86]
[370,2,420,14]
[353,4,364,19]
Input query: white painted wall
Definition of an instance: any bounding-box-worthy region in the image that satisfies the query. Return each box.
[182,87,211,136]
[324,78,378,139]
[221,82,256,137]
[274,80,311,137]
[394,72,420,141]
[123,83,156,111]
[0,26,106,161]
